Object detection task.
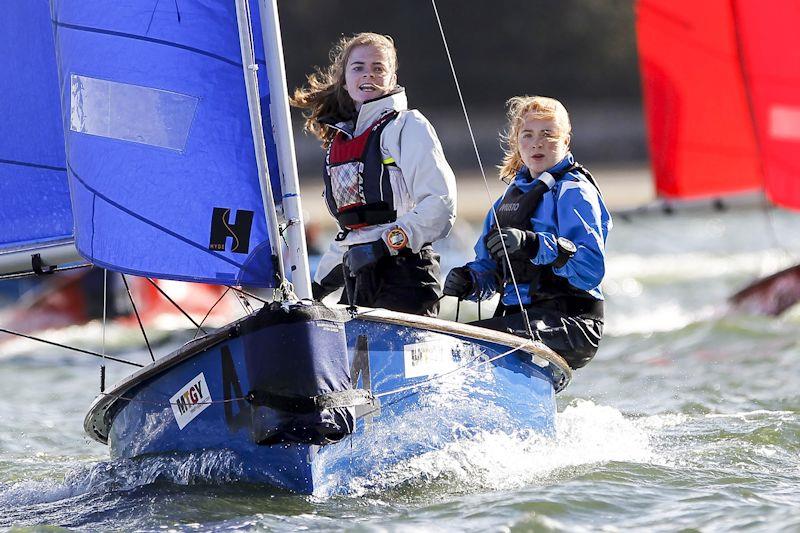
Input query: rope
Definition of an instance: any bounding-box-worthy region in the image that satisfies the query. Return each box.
[92,341,533,413]
[99,391,249,407]
[373,341,533,399]
[430,0,535,340]
[357,341,537,419]
[0,327,143,367]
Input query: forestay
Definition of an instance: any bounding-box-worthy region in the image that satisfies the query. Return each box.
[0,1,80,276]
[51,1,283,287]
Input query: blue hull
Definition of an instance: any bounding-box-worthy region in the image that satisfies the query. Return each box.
[85,303,571,494]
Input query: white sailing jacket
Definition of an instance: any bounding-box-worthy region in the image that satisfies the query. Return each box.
[314,88,457,284]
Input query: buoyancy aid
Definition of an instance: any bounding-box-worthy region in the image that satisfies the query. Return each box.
[494,163,603,315]
[323,111,399,230]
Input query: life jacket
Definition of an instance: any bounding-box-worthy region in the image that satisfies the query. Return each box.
[494,163,603,314]
[323,111,398,230]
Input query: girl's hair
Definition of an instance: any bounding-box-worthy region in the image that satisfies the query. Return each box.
[290,33,397,148]
[498,95,572,180]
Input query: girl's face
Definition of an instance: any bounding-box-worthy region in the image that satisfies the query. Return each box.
[517,113,570,175]
[344,44,396,109]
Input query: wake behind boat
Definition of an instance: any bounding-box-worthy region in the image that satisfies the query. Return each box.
[1,0,571,494]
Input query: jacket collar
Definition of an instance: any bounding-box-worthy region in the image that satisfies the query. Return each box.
[514,152,575,184]
[327,87,407,138]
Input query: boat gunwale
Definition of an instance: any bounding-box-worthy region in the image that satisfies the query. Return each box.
[83,303,572,445]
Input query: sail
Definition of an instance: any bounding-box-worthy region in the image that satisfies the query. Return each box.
[636,0,762,200]
[637,0,800,207]
[732,1,800,210]
[50,1,282,287]
[0,0,82,275]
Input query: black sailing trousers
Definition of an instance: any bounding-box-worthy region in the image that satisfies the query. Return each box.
[471,299,604,370]
[340,244,442,317]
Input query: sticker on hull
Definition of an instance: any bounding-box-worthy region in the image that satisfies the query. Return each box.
[170,372,212,429]
[403,339,459,378]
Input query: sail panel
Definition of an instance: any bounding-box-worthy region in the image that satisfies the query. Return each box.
[52,1,281,286]
[636,0,762,199]
[733,0,800,210]
[0,0,75,259]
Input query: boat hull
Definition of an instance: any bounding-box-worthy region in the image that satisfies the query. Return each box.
[86,303,570,494]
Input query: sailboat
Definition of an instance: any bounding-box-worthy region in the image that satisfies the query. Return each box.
[2,0,571,494]
[635,0,800,315]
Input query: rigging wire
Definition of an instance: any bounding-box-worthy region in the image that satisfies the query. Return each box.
[121,273,155,362]
[0,326,143,367]
[192,286,232,340]
[430,0,534,340]
[233,288,255,315]
[100,269,108,392]
[229,285,269,304]
[144,277,207,334]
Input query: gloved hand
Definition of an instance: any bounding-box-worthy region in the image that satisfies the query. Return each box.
[443,266,474,298]
[343,239,389,277]
[484,227,538,263]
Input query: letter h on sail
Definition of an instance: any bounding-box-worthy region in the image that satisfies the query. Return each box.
[209,207,254,254]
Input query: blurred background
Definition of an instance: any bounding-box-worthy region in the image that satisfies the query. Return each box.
[3,3,800,530]
[279,0,652,228]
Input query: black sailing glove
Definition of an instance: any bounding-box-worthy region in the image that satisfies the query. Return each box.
[343,239,390,277]
[484,227,539,263]
[311,266,346,300]
[443,266,474,298]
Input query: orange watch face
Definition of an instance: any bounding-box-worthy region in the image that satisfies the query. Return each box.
[386,227,408,250]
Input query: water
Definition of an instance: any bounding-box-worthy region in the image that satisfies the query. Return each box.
[2,206,800,531]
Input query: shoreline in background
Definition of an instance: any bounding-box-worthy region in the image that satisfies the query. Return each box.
[299,163,655,229]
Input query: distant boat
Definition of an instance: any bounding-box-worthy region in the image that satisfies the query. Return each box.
[635,0,800,315]
[1,0,571,494]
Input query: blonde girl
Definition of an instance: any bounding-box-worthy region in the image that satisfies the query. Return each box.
[443,96,612,369]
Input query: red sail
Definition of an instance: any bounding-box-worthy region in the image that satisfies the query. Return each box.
[636,0,762,199]
[732,1,800,210]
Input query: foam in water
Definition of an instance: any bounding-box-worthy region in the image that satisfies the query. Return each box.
[0,450,247,511]
[327,399,656,497]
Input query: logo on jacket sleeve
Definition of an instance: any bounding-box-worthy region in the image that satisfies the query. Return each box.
[170,373,212,429]
[209,207,254,254]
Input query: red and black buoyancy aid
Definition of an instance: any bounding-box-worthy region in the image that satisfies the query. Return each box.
[323,111,399,230]
[494,163,603,312]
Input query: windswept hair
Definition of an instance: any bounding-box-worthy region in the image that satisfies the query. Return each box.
[290,33,398,148]
[498,95,572,180]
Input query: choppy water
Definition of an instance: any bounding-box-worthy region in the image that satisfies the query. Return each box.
[2,206,800,531]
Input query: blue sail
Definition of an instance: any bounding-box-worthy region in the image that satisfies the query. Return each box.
[0,0,77,273]
[51,1,281,287]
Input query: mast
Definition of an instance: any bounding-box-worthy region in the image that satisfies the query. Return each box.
[257,0,312,300]
[233,0,288,295]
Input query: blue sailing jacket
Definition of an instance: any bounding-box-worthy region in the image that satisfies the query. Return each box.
[466,153,612,306]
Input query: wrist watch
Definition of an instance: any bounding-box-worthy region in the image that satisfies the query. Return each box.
[386,227,408,252]
[553,237,577,268]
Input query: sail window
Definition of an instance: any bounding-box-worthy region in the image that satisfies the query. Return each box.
[769,105,800,141]
[69,74,198,152]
